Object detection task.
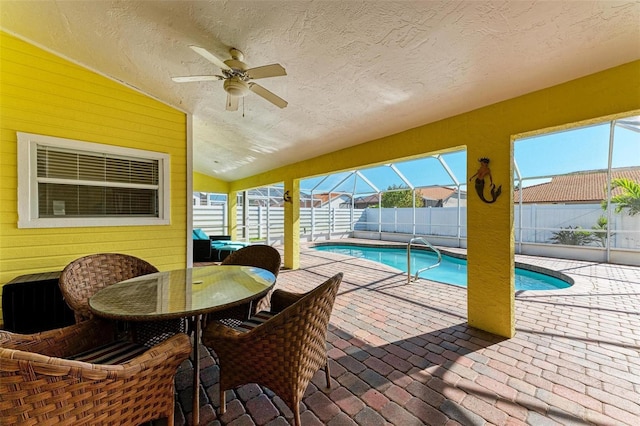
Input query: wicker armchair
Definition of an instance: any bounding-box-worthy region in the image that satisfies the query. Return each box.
[202,273,343,426]
[208,244,282,323]
[0,319,191,426]
[59,253,185,346]
[221,244,281,276]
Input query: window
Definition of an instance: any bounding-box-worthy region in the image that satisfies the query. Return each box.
[18,132,170,228]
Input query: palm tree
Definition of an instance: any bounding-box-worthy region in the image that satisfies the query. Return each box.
[603,178,640,216]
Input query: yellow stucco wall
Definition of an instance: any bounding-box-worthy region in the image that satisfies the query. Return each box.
[0,33,188,321]
[283,178,300,270]
[229,60,639,337]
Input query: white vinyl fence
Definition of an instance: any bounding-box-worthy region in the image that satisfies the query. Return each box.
[193,205,364,243]
[358,204,639,249]
[194,203,638,248]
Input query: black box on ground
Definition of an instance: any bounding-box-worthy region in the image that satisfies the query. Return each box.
[2,271,75,333]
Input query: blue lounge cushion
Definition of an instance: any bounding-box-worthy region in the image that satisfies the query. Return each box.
[212,240,248,248]
[215,242,250,261]
[193,228,209,240]
[211,240,231,248]
[217,242,248,250]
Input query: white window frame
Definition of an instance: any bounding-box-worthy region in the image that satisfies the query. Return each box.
[17,132,170,228]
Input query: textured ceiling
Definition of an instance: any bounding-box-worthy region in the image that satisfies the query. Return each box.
[2,1,639,182]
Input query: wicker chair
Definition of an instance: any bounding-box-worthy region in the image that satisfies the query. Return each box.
[59,253,184,346]
[208,244,282,324]
[202,273,343,426]
[0,319,191,426]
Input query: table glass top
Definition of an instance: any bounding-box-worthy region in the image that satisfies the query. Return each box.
[89,265,276,320]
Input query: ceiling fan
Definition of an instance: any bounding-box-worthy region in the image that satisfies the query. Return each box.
[172,46,287,111]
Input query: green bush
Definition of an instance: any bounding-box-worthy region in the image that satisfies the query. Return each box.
[549,226,597,246]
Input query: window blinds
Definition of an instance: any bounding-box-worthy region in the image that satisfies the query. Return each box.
[36,146,159,217]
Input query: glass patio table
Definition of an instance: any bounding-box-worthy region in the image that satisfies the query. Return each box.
[89,265,277,425]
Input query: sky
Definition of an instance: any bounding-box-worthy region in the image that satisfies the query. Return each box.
[300,116,640,195]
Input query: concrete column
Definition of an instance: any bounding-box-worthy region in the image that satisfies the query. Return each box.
[283,179,300,270]
[466,139,515,338]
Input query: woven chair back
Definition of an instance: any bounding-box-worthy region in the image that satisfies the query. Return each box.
[0,324,191,426]
[221,244,281,277]
[59,253,158,323]
[209,272,343,422]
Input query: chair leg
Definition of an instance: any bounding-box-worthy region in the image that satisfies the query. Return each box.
[294,406,301,426]
[220,389,226,414]
[324,360,331,388]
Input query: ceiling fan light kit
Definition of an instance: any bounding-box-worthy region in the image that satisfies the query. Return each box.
[172,46,287,111]
[223,77,250,97]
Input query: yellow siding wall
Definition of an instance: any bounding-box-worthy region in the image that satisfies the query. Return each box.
[193,171,229,193]
[0,32,188,321]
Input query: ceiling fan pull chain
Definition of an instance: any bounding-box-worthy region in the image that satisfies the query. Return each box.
[242,97,245,118]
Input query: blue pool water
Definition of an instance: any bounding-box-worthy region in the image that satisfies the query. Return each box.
[313,245,571,291]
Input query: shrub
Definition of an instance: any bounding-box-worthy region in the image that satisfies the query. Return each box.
[549,226,597,246]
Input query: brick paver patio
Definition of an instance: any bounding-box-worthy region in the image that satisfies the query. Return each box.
[174,240,640,425]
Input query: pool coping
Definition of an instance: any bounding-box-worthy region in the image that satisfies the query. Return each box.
[307,240,593,296]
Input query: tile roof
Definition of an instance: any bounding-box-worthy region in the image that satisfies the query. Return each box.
[416,186,458,200]
[515,167,640,203]
[354,194,379,204]
[312,193,350,205]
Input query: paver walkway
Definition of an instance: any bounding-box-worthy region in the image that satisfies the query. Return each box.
[173,241,640,425]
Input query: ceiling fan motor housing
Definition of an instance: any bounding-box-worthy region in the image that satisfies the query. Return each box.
[224,76,250,97]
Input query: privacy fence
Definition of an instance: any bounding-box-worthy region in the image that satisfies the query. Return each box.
[194,203,639,263]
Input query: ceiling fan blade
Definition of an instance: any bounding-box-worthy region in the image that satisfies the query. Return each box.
[189,45,231,71]
[226,94,239,111]
[248,83,288,108]
[246,64,287,80]
[171,75,224,83]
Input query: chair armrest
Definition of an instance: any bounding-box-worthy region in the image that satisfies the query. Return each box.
[0,318,116,358]
[0,333,191,425]
[203,321,244,339]
[0,333,190,378]
[270,289,305,313]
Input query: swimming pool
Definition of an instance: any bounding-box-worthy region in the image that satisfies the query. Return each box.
[313,244,572,291]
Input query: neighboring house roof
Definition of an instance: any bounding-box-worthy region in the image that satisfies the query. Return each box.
[354,194,380,205]
[515,167,640,203]
[312,193,347,205]
[416,187,460,201]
